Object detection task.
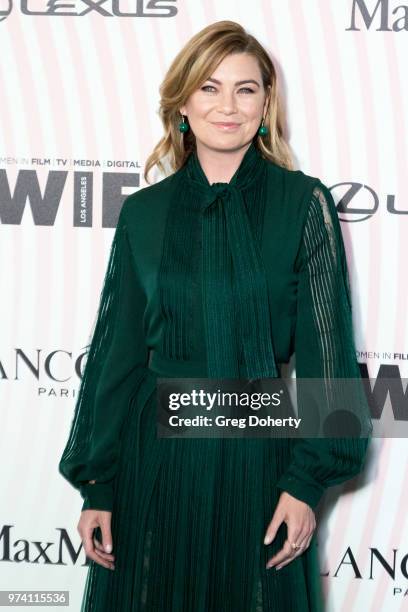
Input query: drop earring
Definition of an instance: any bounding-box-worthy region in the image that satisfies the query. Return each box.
[258,117,268,136]
[178,113,189,133]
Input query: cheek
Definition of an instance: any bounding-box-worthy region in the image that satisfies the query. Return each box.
[190,103,214,118]
[185,94,208,115]
[238,98,264,116]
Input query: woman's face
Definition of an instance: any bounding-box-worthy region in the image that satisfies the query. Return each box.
[180,52,270,152]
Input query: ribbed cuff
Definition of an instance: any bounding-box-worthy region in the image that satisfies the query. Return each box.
[276,472,326,510]
[80,482,114,512]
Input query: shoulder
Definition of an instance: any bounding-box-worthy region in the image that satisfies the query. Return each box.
[263,156,321,197]
[123,174,174,215]
[262,157,339,246]
[118,172,178,232]
[263,157,326,227]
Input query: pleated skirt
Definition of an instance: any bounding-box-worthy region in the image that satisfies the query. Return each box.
[80,368,324,612]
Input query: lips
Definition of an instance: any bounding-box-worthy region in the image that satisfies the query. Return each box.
[212,122,240,127]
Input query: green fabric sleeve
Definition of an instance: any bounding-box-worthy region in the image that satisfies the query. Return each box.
[276,181,373,510]
[58,198,149,512]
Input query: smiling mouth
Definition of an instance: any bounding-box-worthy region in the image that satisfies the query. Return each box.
[212,122,241,129]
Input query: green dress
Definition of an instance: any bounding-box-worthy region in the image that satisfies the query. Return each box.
[58,141,372,611]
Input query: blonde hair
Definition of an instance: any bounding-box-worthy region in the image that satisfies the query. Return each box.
[144,20,295,184]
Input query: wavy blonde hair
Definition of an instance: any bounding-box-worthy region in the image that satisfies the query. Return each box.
[144,20,295,184]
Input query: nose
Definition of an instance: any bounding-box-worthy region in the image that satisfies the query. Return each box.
[217,89,238,115]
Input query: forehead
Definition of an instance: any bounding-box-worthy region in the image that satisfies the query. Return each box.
[209,53,261,79]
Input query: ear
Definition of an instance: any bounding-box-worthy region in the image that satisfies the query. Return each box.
[179,106,186,116]
[263,86,271,117]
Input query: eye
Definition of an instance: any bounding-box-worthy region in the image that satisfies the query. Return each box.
[201,85,255,94]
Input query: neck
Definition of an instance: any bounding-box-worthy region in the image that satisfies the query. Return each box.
[195,142,252,185]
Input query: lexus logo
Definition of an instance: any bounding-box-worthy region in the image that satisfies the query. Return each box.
[332,183,407,222]
[0,0,178,21]
[0,0,11,21]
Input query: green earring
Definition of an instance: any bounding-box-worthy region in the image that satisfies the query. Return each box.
[178,114,189,133]
[258,118,268,136]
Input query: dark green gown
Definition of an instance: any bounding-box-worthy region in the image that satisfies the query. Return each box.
[58,141,372,611]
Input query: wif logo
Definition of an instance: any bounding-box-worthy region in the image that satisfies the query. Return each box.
[0,167,140,227]
[0,0,177,22]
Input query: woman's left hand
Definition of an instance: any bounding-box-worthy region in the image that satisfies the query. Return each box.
[263,491,316,570]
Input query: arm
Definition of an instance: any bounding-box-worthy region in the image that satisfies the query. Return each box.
[58,198,149,512]
[276,182,373,510]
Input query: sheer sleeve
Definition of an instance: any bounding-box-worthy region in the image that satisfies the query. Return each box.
[275,182,373,510]
[58,199,149,512]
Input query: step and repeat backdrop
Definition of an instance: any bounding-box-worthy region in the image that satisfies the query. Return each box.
[1,1,407,610]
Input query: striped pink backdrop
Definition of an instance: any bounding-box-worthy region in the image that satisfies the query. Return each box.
[1,1,407,610]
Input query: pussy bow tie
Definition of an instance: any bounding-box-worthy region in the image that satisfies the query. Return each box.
[186,142,279,380]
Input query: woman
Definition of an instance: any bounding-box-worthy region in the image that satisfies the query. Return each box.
[58,20,372,611]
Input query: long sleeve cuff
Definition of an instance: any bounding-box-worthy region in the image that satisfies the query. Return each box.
[276,469,326,510]
[80,482,114,512]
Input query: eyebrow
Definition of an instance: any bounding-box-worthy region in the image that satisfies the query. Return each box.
[205,77,260,87]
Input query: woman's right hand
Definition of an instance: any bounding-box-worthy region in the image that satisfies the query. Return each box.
[77,509,115,570]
